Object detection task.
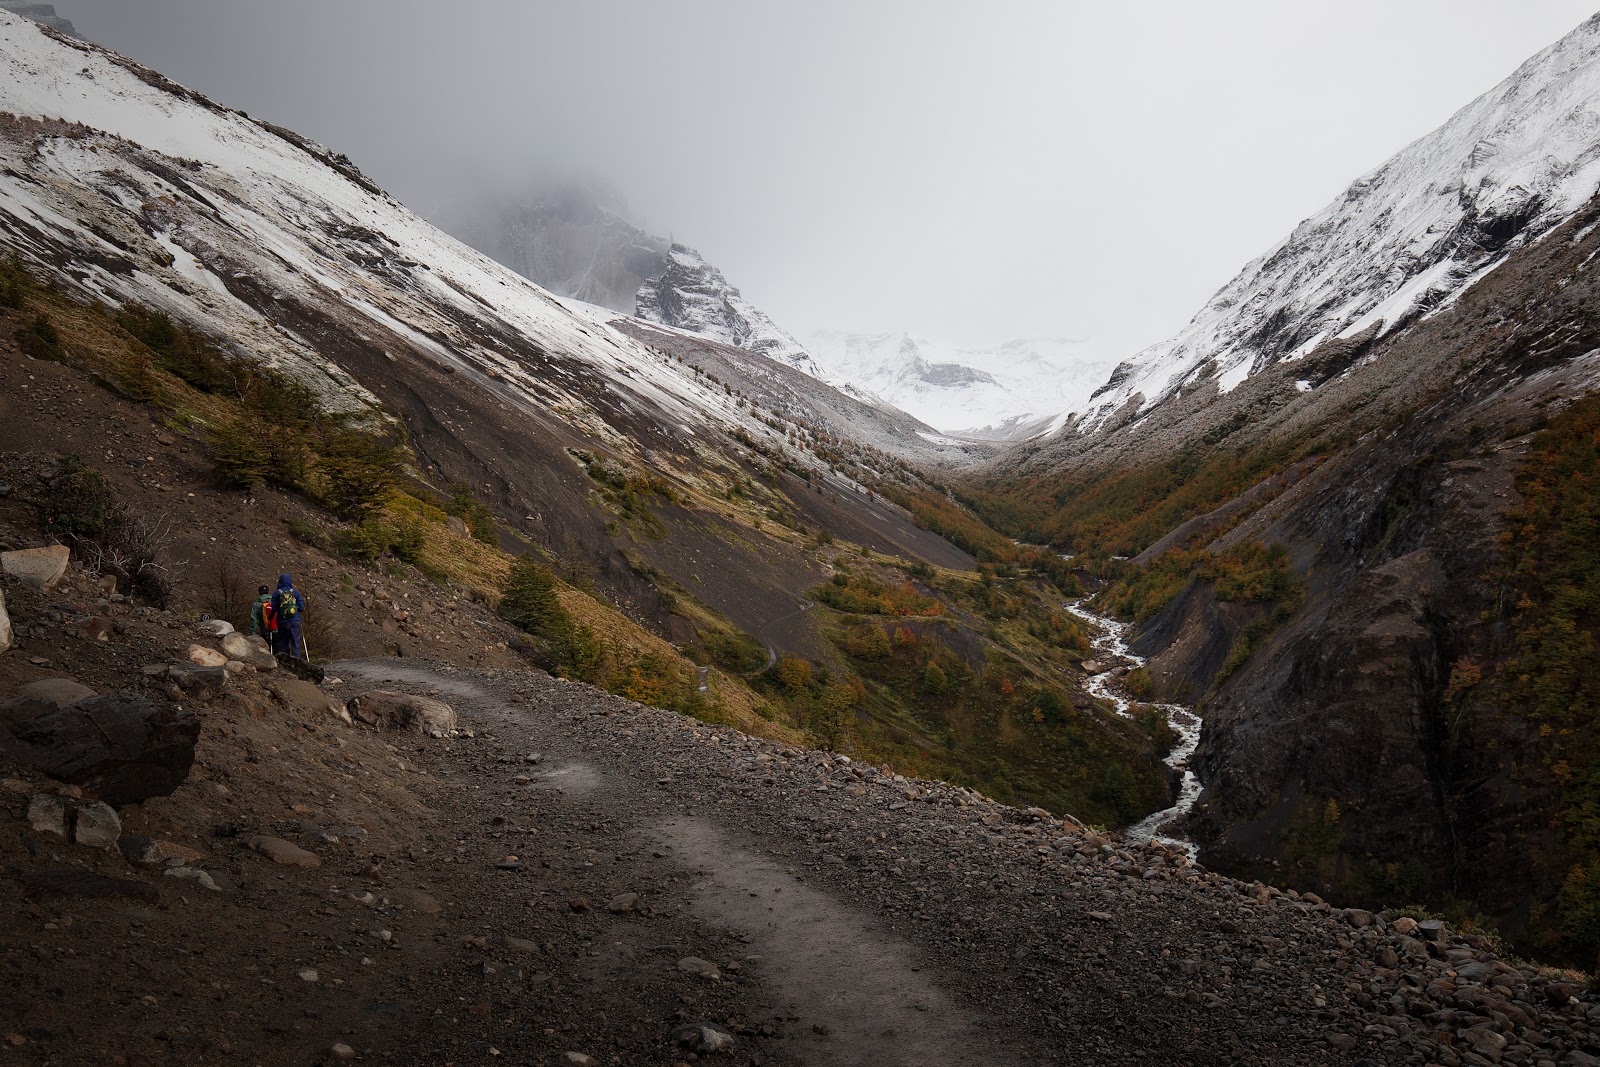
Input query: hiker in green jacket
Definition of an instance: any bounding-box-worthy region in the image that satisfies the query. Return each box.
[249,585,274,638]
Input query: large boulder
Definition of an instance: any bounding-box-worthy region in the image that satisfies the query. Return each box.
[348,690,458,737]
[0,545,70,590]
[0,587,11,654]
[221,632,274,669]
[0,692,200,805]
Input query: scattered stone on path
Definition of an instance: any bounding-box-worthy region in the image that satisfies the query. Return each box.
[0,545,69,590]
[669,1023,736,1054]
[196,619,234,637]
[561,1053,599,1067]
[1086,911,1115,922]
[677,956,720,980]
[328,1043,357,1062]
[0,692,199,805]
[71,800,120,849]
[606,892,640,914]
[244,835,321,868]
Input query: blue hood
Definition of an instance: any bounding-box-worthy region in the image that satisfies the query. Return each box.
[277,573,294,590]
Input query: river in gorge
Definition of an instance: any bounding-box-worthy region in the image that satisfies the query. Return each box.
[1065,599,1204,860]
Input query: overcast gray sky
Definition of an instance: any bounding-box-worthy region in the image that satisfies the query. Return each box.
[56,1,1600,357]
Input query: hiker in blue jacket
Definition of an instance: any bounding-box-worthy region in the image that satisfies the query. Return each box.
[271,572,306,660]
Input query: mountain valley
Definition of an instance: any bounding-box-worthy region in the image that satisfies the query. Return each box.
[3,7,1600,1065]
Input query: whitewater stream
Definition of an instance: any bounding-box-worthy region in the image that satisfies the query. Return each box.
[1065,600,1203,860]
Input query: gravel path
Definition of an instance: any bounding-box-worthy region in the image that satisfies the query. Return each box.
[329,657,1600,1067]
[8,654,1595,1065]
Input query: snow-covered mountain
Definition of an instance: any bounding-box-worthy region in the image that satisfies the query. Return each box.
[635,243,821,375]
[804,330,1122,437]
[1072,11,1600,434]
[0,11,970,477]
[426,186,821,377]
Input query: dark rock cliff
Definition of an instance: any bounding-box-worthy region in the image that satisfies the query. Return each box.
[1106,195,1600,944]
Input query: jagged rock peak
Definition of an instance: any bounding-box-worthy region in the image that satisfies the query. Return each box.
[1074,12,1600,433]
[636,244,821,375]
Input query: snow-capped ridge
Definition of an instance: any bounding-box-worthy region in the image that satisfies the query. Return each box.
[1074,12,1600,433]
[0,11,965,478]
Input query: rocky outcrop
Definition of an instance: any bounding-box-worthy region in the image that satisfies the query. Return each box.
[0,692,200,804]
[0,587,10,654]
[636,245,820,374]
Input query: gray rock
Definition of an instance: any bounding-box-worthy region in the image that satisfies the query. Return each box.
[0,545,69,590]
[347,690,457,737]
[220,631,275,668]
[0,692,199,804]
[25,793,67,837]
[561,1054,598,1067]
[163,663,229,701]
[677,956,721,979]
[196,619,234,637]
[669,1023,736,1054]
[72,800,120,849]
[606,892,640,913]
[0,587,11,654]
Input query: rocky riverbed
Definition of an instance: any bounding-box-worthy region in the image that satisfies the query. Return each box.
[1067,600,1204,857]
